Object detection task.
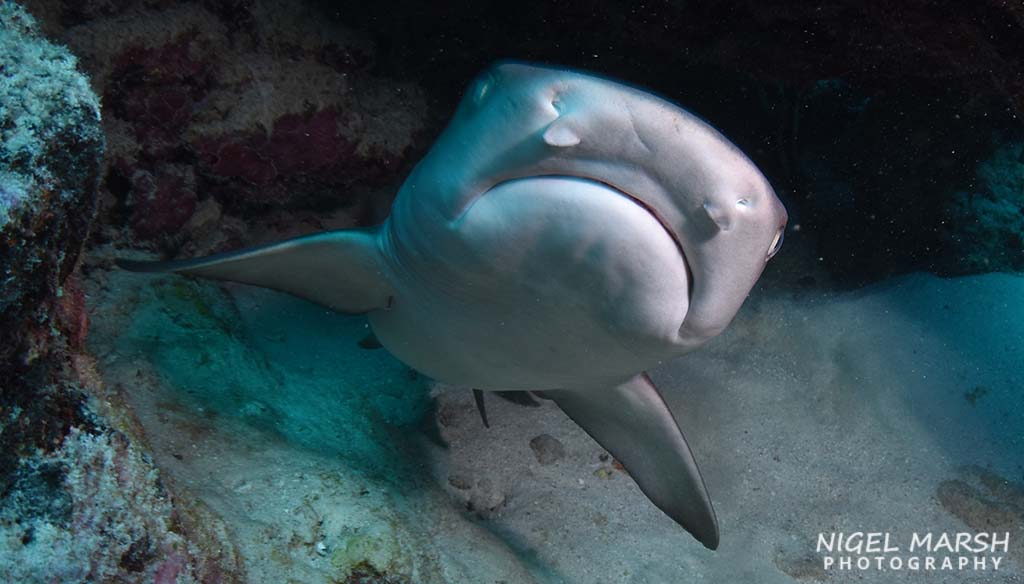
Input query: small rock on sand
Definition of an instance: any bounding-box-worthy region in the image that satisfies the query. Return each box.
[529,434,565,465]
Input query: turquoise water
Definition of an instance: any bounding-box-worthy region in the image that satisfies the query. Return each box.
[116,275,431,482]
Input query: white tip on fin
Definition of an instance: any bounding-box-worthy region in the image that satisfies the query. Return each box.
[543,121,581,147]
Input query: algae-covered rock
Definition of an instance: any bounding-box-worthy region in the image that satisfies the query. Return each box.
[0,4,242,582]
[0,0,104,370]
[0,425,230,583]
[24,0,428,245]
[948,141,1024,273]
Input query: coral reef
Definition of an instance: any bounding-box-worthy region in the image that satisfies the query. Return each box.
[0,0,105,518]
[0,0,103,369]
[125,163,198,240]
[0,4,239,581]
[0,352,244,583]
[0,424,234,583]
[23,0,428,247]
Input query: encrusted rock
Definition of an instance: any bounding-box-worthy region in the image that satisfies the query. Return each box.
[0,0,103,370]
[466,478,507,518]
[126,163,198,240]
[35,0,428,249]
[0,4,241,581]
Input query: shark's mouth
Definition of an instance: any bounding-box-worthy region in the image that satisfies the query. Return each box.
[481,173,694,308]
[588,178,687,259]
[492,174,690,269]
[485,175,688,257]
[580,177,693,304]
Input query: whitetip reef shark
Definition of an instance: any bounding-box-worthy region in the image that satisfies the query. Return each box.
[118,60,788,550]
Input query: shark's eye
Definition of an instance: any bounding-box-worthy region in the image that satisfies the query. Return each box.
[766,225,785,260]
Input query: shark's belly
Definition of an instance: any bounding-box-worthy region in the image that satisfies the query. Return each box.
[370,176,690,390]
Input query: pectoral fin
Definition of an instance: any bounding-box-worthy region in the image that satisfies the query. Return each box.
[473,389,489,428]
[541,374,719,549]
[116,227,394,314]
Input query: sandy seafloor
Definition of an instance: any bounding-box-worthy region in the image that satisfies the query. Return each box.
[83,245,1023,584]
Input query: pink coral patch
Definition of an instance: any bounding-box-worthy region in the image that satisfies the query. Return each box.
[128,165,198,240]
[268,109,353,174]
[55,274,89,350]
[154,552,186,584]
[198,108,355,186]
[107,37,211,159]
[199,140,278,186]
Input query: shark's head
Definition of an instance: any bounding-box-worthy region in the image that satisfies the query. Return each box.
[495,61,788,348]
[409,61,788,351]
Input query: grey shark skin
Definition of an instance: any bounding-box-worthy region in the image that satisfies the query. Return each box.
[118,61,788,551]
